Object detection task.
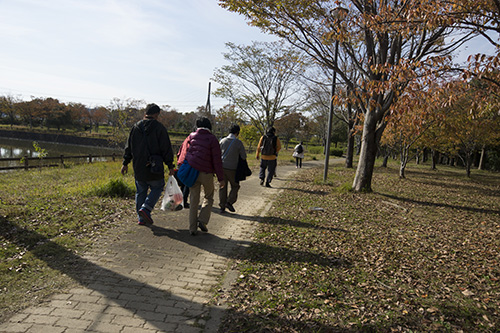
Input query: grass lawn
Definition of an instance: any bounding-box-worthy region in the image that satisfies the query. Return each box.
[217,160,500,332]
[0,161,136,322]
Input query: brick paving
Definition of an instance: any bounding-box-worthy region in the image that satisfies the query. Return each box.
[0,160,324,332]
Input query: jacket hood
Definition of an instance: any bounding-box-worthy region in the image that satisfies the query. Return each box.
[138,118,160,134]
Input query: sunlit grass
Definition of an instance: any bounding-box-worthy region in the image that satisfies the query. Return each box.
[0,161,136,321]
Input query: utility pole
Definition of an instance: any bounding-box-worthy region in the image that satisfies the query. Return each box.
[205,82,211,115]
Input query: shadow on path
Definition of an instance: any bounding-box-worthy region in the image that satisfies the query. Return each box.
[147,224,349,268]
[1,217,205,331]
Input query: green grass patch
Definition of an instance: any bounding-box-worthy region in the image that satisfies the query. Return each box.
[219,160,500,332]
[0,161,135,321]
[88,177,135,198]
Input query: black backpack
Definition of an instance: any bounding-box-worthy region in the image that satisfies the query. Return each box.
[296,144,303,154]
[261,135,277,155]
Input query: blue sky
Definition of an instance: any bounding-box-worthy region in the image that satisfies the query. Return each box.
[0,0,276,112]
[0,1,495,113]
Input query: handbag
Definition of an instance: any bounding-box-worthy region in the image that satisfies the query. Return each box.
[176,160,199,188]
[161,176,184,211]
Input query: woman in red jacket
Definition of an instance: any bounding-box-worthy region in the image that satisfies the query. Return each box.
[177,117,225,235]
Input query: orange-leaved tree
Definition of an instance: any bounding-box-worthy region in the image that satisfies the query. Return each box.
[381,81,445,178]
[219,0,473,191]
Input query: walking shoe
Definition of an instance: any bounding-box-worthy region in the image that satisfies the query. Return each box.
[226,202,236,212]
[260,179,264,186]
[265,183,272,188]
[198,221,208,232]
[138,208,154,225]
[184,202,190,209]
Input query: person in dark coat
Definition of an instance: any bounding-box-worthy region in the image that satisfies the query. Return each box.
[121,103,174,225]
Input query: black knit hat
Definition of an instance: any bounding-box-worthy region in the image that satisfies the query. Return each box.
[145,103,161,115]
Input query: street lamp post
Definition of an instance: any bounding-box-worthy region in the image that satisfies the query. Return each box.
[323,7,348,182]
[323,39,340,182]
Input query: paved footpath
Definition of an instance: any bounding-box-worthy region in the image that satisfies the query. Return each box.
[1,160,325,333]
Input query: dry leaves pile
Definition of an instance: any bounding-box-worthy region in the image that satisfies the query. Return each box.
[219,164,500,332]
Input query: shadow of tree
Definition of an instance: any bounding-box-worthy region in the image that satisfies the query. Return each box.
[220,304,472,332]
[1,217,207,331]
[379,192,500,215]
[148,224,350,268]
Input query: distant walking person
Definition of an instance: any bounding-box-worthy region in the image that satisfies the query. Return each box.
[293,141,305,168]
[219,124,247,213]
[177,117,225,235]
[256,127,281,188]
[121,103,174,225]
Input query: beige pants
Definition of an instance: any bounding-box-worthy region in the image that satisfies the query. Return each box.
[189,172,214,233]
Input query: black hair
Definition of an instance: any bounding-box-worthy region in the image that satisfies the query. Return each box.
[266,126,276,134]
[196,117,212,130]
[145,103,161,115]
[229,124,240,134]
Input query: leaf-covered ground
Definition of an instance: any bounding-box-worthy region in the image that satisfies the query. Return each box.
[218,163,500,332]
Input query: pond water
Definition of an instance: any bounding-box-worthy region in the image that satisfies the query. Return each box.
[0,137,122,158]
[0,137,123,170]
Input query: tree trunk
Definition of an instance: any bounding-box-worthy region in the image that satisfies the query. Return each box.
[352,112,379,192]
[345,128,355,168]
[478,146,486,170]
[400,146,409,178]
[431,150,438,170]
[465,152,473,177]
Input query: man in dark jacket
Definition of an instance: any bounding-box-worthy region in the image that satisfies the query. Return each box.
[121,103,174,225]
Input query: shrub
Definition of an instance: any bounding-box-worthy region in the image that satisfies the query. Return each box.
[90,178,135,198]
[308,146,323,154]
[331,147,344,157]
[307,146,344,157]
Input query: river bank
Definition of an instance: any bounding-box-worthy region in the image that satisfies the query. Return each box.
[0,129,116,148]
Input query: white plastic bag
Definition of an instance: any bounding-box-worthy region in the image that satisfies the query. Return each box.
[161,176,184,211]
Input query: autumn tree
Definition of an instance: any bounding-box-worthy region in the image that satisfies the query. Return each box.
[108,97,145,130]
[219,0,472,191]
[212,40,306,134]
[438,79,500,176]
[274,111,306,148]
[0,95,19,128]
[239,124,260,152]
[381,81,442,178]
[214,104,244,138]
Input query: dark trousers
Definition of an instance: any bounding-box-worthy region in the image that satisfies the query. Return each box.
[259,159,277,184]
[219,168,240,208]
[295,157,302,168]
